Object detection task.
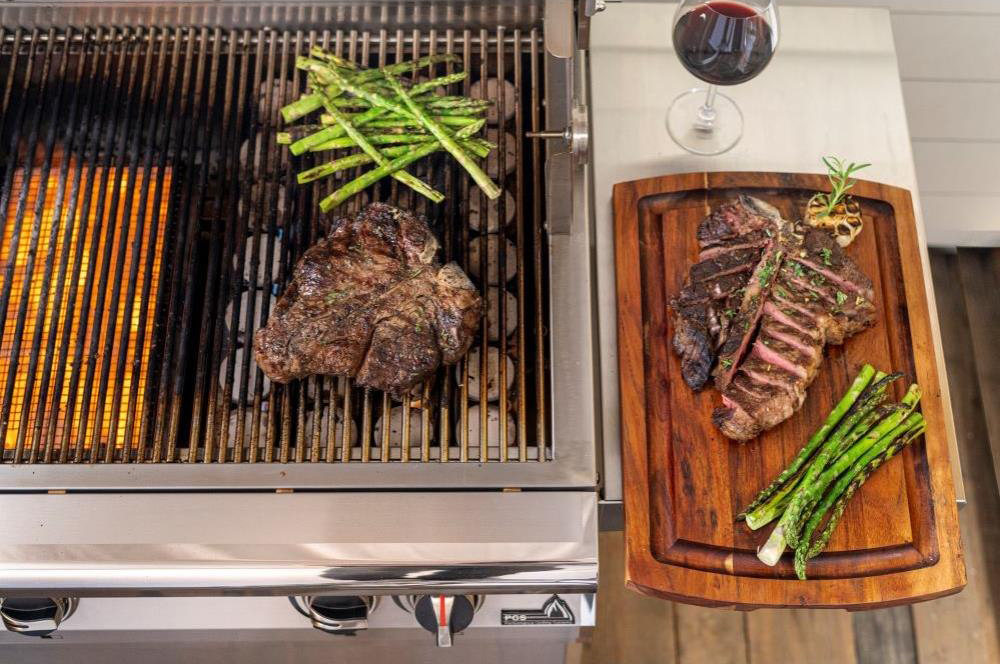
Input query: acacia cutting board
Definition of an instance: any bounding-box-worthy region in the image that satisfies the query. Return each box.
[614,171,965,609]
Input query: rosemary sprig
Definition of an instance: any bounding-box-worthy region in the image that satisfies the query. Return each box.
[814,156,870,217]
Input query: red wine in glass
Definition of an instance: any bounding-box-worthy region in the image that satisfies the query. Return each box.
[674,1,776,86]
[666,0,779,155]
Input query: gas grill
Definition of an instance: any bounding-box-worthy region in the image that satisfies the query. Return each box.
[0,0,601,651]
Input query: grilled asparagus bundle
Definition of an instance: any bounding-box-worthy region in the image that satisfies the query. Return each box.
[742,364,927,580]
[278,48,501,212]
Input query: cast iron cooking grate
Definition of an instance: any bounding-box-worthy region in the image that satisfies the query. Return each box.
[0,26,549,464]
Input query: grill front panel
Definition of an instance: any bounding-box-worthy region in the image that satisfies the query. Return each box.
[0,26,550,465]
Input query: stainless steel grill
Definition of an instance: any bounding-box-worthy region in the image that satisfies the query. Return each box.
[0,26,550,465]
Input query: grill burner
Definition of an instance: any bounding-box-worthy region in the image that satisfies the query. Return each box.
[0,26,549,465]
[0,162,168,463]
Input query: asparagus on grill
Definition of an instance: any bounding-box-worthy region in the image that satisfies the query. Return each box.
[319,119,486,212]
[322,104,443,204]
[297,135,492,184]
[385,70,501,200]
[275,50,499,209]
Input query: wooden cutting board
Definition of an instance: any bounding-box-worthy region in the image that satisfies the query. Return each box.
[613,171,965,609]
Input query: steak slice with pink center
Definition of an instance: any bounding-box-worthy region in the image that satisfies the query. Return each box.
[711,228,876,441]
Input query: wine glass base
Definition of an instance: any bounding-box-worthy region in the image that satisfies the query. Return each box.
[666,88,743,156]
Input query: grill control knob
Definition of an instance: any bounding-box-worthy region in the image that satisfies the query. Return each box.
[0,597,78,636]
[289,595,378,634]
[413,595,477,647]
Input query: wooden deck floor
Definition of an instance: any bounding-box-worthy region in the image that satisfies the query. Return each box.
[573,248,1000,664]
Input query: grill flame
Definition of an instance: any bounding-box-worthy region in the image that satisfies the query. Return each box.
[0,162,169,460]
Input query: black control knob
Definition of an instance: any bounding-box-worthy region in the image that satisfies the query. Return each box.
[289,595,377,634]
[0,598,78,637]
[413,595,476,647]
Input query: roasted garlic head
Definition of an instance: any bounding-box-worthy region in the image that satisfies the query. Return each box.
[805,193,863,247]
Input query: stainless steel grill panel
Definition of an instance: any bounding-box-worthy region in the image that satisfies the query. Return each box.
[0,27,550,465]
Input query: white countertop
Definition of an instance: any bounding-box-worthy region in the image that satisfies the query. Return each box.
[589,3,961,502]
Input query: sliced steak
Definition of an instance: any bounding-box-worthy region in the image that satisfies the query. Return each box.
[711,242,784,391]
[688,247,762,283]
[671,195,783,389]
[711,228,876,441]
[673,197,878,440]
[254,203,482,395]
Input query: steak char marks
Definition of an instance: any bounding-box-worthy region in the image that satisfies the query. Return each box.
[711,228,876,441]
[671,196,877,442]
[254,203,482,396]
[671,195,784,389]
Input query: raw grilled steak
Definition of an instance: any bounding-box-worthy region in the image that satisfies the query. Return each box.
[671,195,784,389]
[254,203,482,395]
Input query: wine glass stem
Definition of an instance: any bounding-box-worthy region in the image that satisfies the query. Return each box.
[695,85,718,134]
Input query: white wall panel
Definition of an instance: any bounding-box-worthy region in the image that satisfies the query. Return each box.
[903,81,1000,141]
[913,142,1000,195]
[892,13,1000,81]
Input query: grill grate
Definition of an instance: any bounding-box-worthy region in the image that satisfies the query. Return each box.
[0,26,549,464]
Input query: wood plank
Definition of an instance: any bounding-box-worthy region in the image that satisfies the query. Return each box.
[579,530,677,664]
[892,14,1000,81]
[674,605,748,664]
[912,142,1000,196]
[957,248,1000,494]
[746,610,857,664]
[903,81,1000,141]
[911,252,1000,664]
[616,172,965,608]
[852,607,917,664]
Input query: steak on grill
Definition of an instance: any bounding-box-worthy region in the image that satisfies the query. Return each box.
[253,203,483,395]
[671,197,877,442]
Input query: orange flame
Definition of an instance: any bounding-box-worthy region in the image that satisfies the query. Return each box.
[0,161,169,458]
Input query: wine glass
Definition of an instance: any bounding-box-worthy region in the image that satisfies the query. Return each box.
[666,0,779,155]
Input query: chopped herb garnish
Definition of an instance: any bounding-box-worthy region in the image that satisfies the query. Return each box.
[820,247,833,265]
[836,291,848,306]
[810,273,826,287]
[764,228,773,238]
[775,286,790,299]
[792,262,806,278]
[855,295,866,306]
[414,323,422,332]
[325,290,345,303]
[720,358,733,368]
[759,260,777,288]
[724,308,735,318]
